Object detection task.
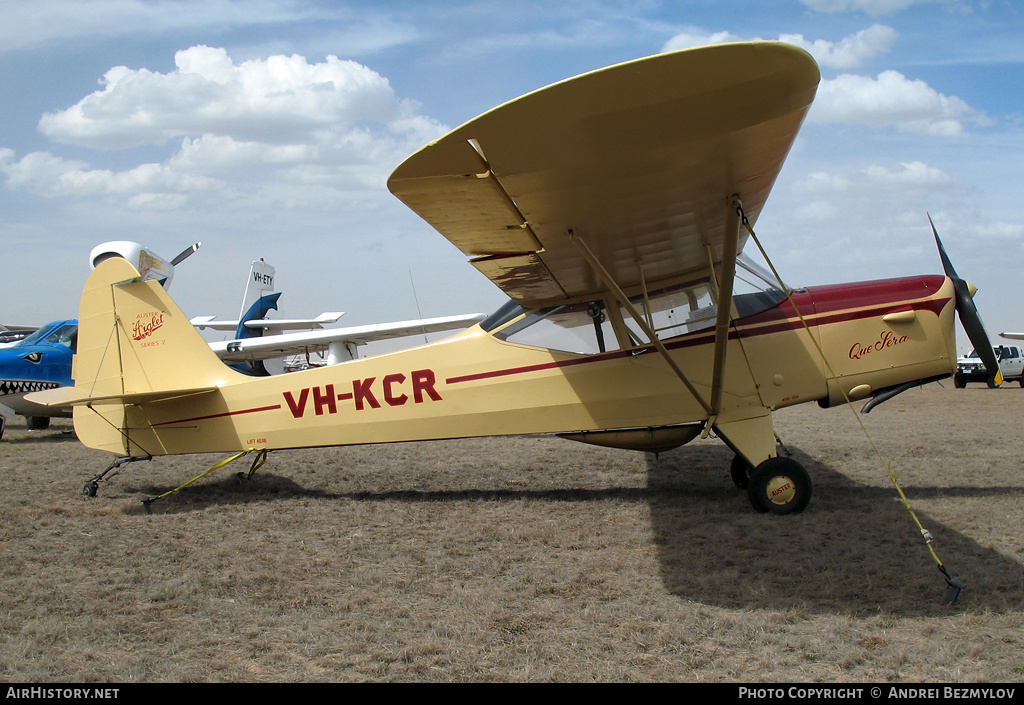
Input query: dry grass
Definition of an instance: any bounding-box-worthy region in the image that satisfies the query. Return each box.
[0,384,1021,682]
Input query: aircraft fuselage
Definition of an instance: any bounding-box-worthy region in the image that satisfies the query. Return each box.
[75,272,957,465]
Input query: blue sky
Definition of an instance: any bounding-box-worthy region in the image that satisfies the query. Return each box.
[2,0,1022,352]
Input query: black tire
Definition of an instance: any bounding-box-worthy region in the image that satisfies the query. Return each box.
[730,454,752,489]
[26,416,50,431]
[953,373,965,389]
[747,457,812,515]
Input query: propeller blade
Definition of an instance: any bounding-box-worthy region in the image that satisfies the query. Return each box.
[929,214,959,280]
[930,215,1002,386]
[171,242,202,266]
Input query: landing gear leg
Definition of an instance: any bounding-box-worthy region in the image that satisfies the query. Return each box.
[715,410,812,514]
[83,456,152,497]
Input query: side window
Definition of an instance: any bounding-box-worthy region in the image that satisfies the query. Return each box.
[620,280,717,344]
[494,300,617,354]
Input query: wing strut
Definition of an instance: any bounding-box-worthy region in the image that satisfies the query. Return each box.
[708,198,742,416]
[567,231,713,416]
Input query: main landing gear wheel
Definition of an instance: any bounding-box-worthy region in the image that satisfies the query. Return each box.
[26,416,50,431]
[747,457,812,515]
[730,454,753,489]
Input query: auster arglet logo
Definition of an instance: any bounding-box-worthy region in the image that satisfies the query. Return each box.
[132,311,165,341]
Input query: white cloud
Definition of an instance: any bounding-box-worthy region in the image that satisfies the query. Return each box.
[0,0,319,53]
[660,30,739,53]
[39,46,431,149]
[0,149,223,200]
[810,70,985,135]
[6,47,447,208]
[662,25,896,69]
[794,161,955,196]
[779,24,898,69]
[800,0,919,15]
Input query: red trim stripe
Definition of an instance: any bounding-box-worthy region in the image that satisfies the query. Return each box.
[446,293,951,386]
[151,404,281,427]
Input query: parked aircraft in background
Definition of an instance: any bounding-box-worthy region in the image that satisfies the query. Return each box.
[29,43,999,532]
[0,324,38,347]
[192,258,485,372]
[0,320,77,438]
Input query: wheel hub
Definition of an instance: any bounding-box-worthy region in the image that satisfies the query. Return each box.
[766,475,796,505]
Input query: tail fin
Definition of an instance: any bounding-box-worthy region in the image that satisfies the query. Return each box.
[236,259,277,339]
[230,259,278,376]
[70,258,241,455]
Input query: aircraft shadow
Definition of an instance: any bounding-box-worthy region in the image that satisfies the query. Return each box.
[2,429,78,444]
[121,444,1023,615]
[645,444,1024,615]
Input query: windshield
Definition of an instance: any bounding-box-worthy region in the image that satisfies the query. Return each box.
[19,322,78,350]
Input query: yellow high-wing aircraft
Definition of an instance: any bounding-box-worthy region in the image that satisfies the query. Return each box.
[28,42,997,515]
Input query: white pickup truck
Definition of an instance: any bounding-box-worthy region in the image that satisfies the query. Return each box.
[954,345,1024,388]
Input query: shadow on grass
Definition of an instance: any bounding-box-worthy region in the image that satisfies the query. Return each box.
[115,440,1023,616]
[646,444,1024,616]
[1,429,78,444]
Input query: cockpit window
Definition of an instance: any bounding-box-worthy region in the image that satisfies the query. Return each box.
[480,300,528,332]
[617,279,717,345]
[733,254,788,319]
[20,323,78,350]
[484,254,792,354]
[494,300,616,354]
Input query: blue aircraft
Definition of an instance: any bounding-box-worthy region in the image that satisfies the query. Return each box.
[0,320,77,438]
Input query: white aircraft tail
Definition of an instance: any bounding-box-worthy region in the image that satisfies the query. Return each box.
[237,259,277,334]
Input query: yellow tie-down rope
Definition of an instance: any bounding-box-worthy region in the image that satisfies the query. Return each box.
[736,204,965,604]
[142,448,268,514]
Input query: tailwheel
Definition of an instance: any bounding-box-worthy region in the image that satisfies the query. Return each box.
[730,454,752,489]
[747,457,812,514]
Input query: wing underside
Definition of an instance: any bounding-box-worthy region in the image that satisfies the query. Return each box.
[388,41,820,308]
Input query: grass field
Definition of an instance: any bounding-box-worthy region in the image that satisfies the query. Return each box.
[1,384,1021,682]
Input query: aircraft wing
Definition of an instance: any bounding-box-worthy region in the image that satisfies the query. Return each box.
[387,41,819,307]
[208,313,486,363]
[191,313,345,332]
[0,325,37,347]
